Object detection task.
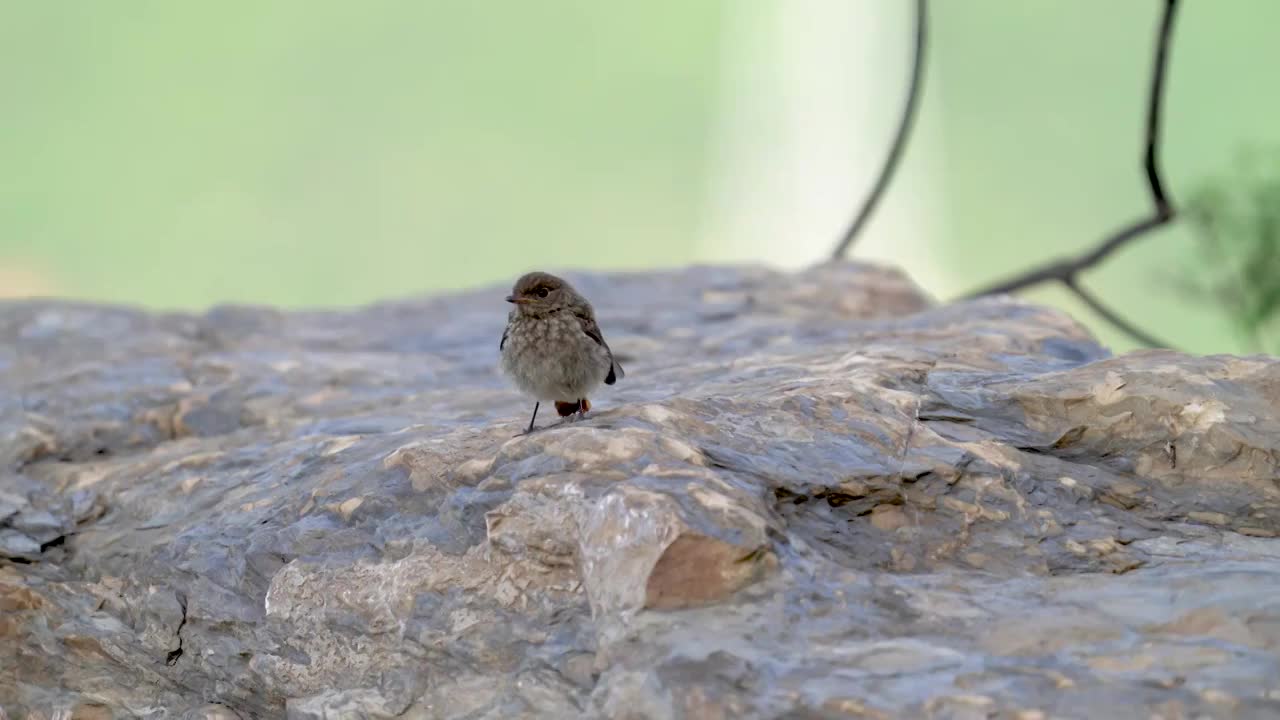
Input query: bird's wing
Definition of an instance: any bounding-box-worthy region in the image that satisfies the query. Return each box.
[576,311,624,383]
[500,324,509,351]
[577,312,606,348]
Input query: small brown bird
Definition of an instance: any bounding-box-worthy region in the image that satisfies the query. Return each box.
[500,271,624,433]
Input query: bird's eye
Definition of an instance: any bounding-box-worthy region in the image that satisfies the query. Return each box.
[536,288,550,298]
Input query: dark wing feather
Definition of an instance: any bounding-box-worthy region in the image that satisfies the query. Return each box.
[578,313,605,347]
[500,324,509,351]
[576,311,624,384]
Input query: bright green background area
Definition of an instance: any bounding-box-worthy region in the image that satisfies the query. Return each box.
[2,1,1276,355]
[932,0,1280,355]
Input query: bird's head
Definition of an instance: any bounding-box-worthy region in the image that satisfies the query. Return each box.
[506,271,578,316]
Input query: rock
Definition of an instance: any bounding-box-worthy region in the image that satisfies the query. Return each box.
[0,475,86,561]
[2,261,1280,718]
[0,529,41,561]
[181,705,244,720]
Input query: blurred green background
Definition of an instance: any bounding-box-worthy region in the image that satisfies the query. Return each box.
[2,1,1277,355]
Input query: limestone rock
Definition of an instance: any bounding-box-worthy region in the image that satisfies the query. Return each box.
[2,262,1279,719]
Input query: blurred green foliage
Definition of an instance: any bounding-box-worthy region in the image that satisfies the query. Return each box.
[1180,153,1280,353]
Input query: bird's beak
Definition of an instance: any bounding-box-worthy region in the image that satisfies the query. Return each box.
[506,295,528,305]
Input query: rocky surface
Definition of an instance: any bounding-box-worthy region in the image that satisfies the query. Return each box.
[2,262,1279,720]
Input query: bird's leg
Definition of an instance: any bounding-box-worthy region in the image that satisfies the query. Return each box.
[524,402,540,434]
[578,397,591,420]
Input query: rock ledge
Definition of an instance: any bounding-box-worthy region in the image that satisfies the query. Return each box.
[2,263,1279,719]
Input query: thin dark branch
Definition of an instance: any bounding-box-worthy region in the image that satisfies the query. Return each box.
[831,0,928,258]
[962,0,1181,349]
[970,215,1169,297]
[1063,276,1174,349]
[1144,0,1177,214]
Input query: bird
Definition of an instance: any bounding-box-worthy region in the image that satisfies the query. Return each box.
[500,271,624,434]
